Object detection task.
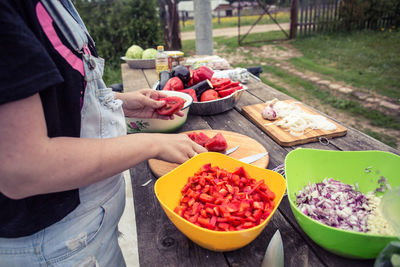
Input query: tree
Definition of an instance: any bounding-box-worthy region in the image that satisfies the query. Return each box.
[157,0,182,50]
[74,0,163,65]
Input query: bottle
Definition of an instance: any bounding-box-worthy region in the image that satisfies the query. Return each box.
[155,45,169,78]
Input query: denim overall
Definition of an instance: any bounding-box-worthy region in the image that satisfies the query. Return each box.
[0,1,127,266]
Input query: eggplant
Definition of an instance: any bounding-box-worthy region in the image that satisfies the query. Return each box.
[157,71,171,90]
[188,79,213,100]
[171,65,191,85]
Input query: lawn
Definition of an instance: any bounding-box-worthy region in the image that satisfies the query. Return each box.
[290,29,400,100]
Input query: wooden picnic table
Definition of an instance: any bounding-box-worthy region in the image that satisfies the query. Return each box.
[121,63,399,267]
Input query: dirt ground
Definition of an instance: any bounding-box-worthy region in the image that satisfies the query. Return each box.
[214,42,400,149]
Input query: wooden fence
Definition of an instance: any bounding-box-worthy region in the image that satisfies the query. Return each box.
[290,0,340,38]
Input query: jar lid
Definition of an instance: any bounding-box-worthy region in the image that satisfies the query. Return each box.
[166,51,184,56]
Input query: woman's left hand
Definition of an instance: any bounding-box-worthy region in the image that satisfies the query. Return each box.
[115,89,184,120]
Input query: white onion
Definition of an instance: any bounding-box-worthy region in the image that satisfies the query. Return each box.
[263,99,337,136]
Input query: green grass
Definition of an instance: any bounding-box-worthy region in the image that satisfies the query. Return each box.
[180,12,290,32]
[261,65,400,130]
[182,31,287,57]
[216,31,288,48]
[290,30,400,100]
[103,63,122,87]
[181,39,196,57]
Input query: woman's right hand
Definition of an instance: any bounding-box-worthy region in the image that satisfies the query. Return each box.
[153,133,207,164]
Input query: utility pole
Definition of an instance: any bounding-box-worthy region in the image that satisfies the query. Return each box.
[193,0,213,55]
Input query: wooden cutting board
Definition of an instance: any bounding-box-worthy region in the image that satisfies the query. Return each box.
[242,100,347,147]
[148,129,269,178]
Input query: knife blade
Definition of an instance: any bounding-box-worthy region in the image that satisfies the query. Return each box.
[239,152,268,164]
[224,145,239,155]
[261,230,284,267]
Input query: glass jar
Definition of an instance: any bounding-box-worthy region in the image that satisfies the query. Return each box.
[166,51,184,71]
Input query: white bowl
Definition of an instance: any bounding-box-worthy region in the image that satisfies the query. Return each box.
[125,91,193,133]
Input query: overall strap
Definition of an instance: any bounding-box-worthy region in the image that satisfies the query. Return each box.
[40,0,88,53]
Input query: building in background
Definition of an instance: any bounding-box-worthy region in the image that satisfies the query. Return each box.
[178,0,233,19]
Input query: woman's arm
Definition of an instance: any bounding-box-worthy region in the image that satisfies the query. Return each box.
[0,93,205,199]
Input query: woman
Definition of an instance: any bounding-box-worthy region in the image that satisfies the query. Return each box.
[0,0,206,266]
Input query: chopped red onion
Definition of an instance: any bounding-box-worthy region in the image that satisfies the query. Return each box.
[295,178,371,232]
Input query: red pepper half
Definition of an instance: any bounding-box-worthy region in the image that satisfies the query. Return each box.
[156,96,185,116]
[211,78,231,88]
[178,88,198,102]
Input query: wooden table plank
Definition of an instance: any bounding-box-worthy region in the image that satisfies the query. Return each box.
[143,69,158,89]
[121,64,150,92]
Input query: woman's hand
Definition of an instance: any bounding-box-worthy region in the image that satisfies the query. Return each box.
[152,133,208,164]
[115,89,184,120]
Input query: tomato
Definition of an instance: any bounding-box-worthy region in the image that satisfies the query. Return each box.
[174,164,276,231]
[204,133,227,152]
[163,77,184,91]
[200,89,219,102]
[156,96,185,116]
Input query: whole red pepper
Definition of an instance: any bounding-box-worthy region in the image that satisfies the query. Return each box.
[192,66,214,84]
[163,77,184,91]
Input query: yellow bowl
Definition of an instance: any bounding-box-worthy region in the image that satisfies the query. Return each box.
[154,152,286,251]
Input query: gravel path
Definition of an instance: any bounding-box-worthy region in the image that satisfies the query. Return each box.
[181,22,290,40]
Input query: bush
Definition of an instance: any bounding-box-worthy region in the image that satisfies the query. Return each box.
[73,0,163,67]
[339,0,400,31]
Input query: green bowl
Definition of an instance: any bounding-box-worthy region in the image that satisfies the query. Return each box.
[285,148,400,259]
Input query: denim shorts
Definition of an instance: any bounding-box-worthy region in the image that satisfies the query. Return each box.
[0,177,126,267]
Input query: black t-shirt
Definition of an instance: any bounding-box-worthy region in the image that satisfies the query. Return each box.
[0,0,96,237]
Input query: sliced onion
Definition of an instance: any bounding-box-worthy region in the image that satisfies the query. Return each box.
[263,99,337,136]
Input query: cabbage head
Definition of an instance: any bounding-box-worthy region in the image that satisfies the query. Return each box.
[142,48,157,59]
[125,45,143,59]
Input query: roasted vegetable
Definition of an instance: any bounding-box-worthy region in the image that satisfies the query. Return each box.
[187,79,213,100]
[157,71,171,90]
[171,65,191,85]
[192,66,214,84]
[163,77,184,91]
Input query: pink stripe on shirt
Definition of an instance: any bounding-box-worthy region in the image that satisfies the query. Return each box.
[35,2,84,76]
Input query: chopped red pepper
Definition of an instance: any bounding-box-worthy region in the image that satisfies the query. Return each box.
[174,164,276,231]
[204,133,227,152]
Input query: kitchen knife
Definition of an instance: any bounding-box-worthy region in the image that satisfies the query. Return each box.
[261,230,284,267]
[224,145,239,155]
[239,152,268,164]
